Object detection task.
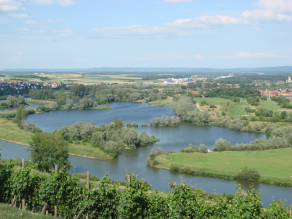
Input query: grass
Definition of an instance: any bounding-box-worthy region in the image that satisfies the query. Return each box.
[69,142,113,160]
[155,149,292,184]
[0,118,114,160]
[258,99,281,112]
[0,203,55,219]
[26,99,56,108]
[193,97,231,105]
[227,100,250,118]
[0,118,32,145]
[148,97,176,107]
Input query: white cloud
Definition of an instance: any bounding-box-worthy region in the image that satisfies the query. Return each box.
[253,0,292,13]
[180,10,189,13]
[23,19,56,24]
[9,51,22,62]
[0,0,22,11]
[75,59,93,62]
[213,56,234,59]
[53,29,74,36]
[242,9,292,21]
[162,0,192,2]
[32,29,44,33]
[134,54,185,61]
[24,19,39,24]
[253,26,261,31]
[217,4,224,7]
[165,15,250,28]
[18,27,29,31]
[193,55,203,59]
[56,0,74,6]
[0,17,9,22]
[8,13,28,18]
[21,0,74,6]
[90,15,251,39]
[235,52,273,58]
[0,34,8,37]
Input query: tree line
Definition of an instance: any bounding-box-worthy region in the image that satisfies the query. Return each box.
[149,116,180,127]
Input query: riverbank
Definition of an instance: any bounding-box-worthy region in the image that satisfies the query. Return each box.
[153,149,292,186]
[0,118,114,160]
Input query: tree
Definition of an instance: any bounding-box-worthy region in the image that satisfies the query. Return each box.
[213,138,231,151]
[281,111,288,119]
[29,132,70,172]
[199,144,208,153]
[15,107,28,123]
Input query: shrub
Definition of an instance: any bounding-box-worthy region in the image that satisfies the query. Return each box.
[199,144,208,153]
[212,139,231,152]
[180,144,199,153]
[195,188,204,197]
[236,167,260,181]
[209,104,217,108]
[170,163,181,173]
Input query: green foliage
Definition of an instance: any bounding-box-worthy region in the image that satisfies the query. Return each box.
[150,115,180,126]
[180,144,199,153]
[0,160,291,218]
[213,138,231,151]
[29,132,70,172]
[236,167,260,181]
[29,89,55,100]
[199,144,208,153]
[174,96,211,124]
[170,163,181,172]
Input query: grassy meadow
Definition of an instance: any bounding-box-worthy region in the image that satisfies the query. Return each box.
[155,149,292,184]
[0,118,32,145]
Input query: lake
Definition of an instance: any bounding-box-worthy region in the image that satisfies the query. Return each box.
[1,102,291,207]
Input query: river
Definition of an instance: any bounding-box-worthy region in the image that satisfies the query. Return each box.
[1,102,291,207]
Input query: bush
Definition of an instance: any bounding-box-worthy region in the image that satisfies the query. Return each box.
[199,144,208,153]
[180,144,199,153]
[236,167,260,181]
[170,163,181,173]
[212,139,231,152]
[195,188,204,197]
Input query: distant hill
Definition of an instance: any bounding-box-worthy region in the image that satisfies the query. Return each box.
[1,66,292,75]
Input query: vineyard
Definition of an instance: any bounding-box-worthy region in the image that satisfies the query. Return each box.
[0,158,291,218]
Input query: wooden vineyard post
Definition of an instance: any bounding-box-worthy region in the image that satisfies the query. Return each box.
[86,171,90,219]
[127,175,131,183]
[22,159,25,209]
[54,164,58,217]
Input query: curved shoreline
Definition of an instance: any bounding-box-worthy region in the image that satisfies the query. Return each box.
[0,138,111,161]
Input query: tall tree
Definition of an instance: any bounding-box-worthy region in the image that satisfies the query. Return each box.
[29,132,70,172]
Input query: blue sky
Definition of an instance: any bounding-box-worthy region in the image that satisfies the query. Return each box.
[0,0,291,69]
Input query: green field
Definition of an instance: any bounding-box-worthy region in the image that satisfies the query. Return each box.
[156,149,292,184]
[5,73,146,84]
[193,97,231,104]
[258,99,282,112]
[227,100,250,118]
[0,118,113,160]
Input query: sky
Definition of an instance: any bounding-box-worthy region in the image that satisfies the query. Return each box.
[0,0,291,69]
